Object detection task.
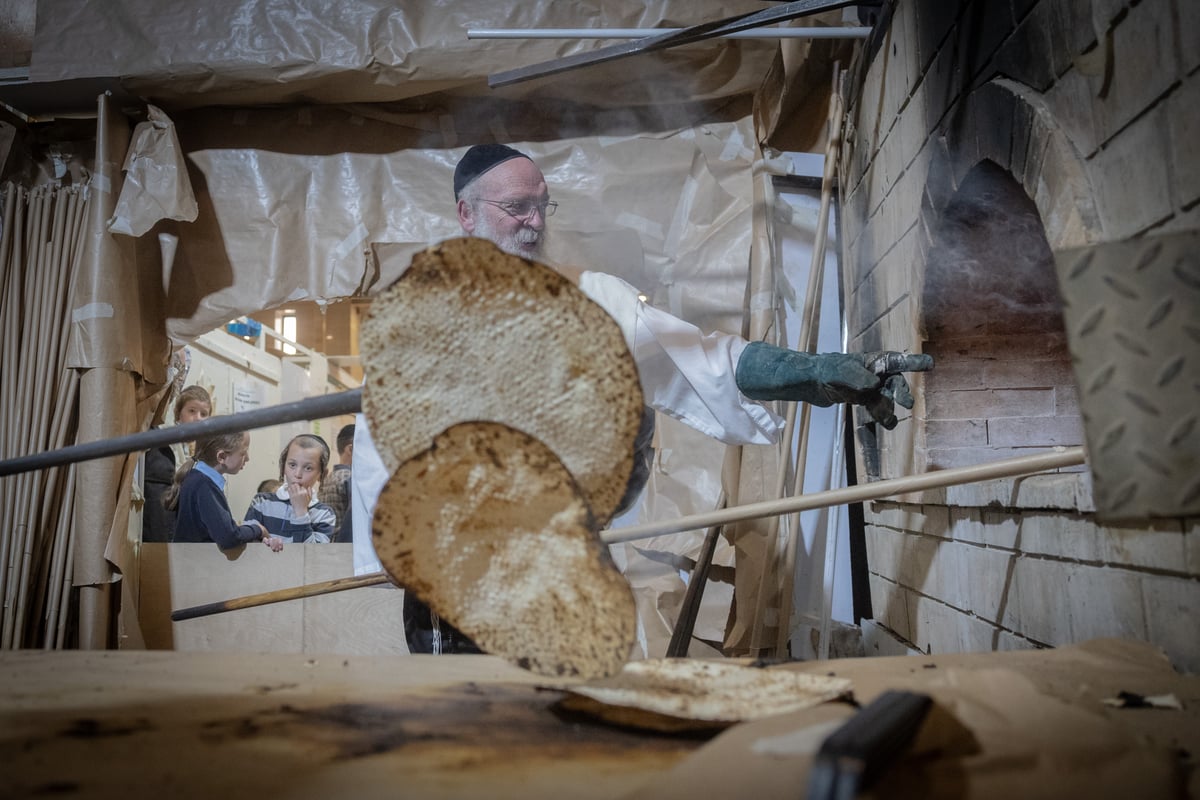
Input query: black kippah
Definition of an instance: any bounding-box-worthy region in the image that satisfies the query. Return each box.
[453,143,530,199]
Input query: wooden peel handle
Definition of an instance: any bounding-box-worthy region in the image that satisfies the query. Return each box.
[170,572,392,621]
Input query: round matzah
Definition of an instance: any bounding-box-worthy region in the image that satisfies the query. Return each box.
[373,421,637,679]
[361,237,644,525]
[551,659,852,728]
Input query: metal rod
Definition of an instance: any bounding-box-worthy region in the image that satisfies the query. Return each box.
[601,447,1087,544]
[470,27,871,40]
[0,389,363,477]
[171,571,391,621]
[489,0,858,87]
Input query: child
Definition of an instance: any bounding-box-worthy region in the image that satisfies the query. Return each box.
[171,385,213,458]
[245,434,336,543]
[257,478,283,494]
[318,423,355,542]
[166,428,284,552]
[143,384,212,543]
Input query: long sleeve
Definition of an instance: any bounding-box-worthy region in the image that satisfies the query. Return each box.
[576,270,783,445]
[175,471,261,550]
[246,492,334,543]
[295,504,336,542]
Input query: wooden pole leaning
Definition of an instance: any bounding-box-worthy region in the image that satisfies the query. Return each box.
[775,69,847,658]
[171,572,391,621]
[171,447,1087,622]
[605,447,1086,544]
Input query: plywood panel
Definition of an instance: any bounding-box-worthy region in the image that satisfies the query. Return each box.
[301,543,409,655]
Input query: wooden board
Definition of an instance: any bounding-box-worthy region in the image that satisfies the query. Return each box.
[1,640,1197,798]
[0,652,699,799]
[138,543,408,654]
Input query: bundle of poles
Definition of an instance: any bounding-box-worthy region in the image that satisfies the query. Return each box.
[0,182,90,650]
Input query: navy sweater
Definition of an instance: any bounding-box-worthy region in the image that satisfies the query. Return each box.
[172,468,262,550]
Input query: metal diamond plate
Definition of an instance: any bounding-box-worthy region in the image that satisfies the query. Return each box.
[1056,232,1200,521]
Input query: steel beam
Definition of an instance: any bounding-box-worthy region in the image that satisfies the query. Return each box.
[488,0,859,88]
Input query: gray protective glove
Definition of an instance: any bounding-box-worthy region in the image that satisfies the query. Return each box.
[735,341,934,430]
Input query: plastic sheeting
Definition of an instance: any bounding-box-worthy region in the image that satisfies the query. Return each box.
[108,106,198,237]
[31,1,788,111]
[26,0,841,654]
[166,112,764,345]
[154,106,799,657]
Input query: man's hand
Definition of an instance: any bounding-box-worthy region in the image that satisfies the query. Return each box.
[813,352,934,429]
[735,342,934,430]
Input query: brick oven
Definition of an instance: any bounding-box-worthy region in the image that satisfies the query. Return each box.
[838,0,1199,670]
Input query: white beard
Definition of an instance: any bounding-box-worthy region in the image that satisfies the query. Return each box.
[472,213,544,258]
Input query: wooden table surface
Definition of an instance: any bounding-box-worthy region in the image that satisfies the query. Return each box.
[3,640,1197,799]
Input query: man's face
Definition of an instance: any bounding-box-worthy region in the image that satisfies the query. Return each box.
[460,158,549,258]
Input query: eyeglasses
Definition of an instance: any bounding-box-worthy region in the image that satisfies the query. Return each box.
[480,198,558,220]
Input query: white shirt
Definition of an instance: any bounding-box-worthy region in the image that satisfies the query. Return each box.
[351,269,783,575]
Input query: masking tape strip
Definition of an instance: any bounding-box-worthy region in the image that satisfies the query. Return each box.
[750,290,777,313]
[719,126,746,162]
[667,282,685,318]
[92,173,111,195]
[616,211,664,241]
[332,222,370,261]
[663,175,698,254]
[751,719,845,757]
[71,302,115,323]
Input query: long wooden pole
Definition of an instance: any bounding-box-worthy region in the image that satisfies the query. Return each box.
[603,447,1085,544]
[44,463,76,648]
[171,572,391,621]
[749,66,844,657]
[775,69,846,657]
[0,187,23,647]
[172,447,1086,621]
